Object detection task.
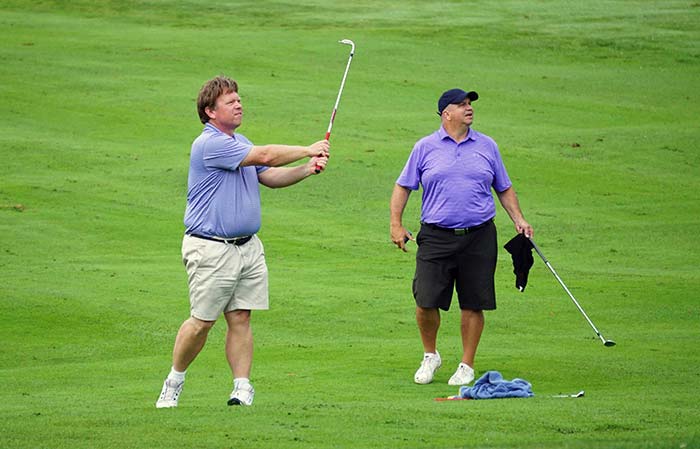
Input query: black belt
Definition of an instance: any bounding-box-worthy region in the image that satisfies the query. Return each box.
[187,233,253,246]
[421,220,492,235]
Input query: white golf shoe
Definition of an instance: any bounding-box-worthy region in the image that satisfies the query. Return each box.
[414,351,441,384]
[448,362,475,386]
[156,379,184,408]
[228,382,255,406]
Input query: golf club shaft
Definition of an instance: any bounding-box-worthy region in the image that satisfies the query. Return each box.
[315,39,355,173]
[528,238,610,345]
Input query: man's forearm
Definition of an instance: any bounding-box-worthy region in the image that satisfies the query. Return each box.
[244,144,312,167]
[258,165,310,188]
[497,187,524,223]
[390,184,411,227]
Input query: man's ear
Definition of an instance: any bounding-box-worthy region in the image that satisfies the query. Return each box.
[205,106,216,120]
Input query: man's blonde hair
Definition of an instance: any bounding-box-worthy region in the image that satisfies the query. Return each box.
[197,76,239,124]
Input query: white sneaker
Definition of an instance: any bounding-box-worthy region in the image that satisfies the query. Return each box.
[448,362,475,386]
[414,351,441,384]
[156,379,184,408]
[227,382,255,406]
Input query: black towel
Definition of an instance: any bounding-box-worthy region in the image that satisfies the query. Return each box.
[504,234,534,292]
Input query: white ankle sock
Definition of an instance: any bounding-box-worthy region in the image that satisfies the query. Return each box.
[234,377,250,388]
[168,367,186,383]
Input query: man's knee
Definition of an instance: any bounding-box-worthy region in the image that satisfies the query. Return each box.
[225,309,251,326]
[416,306,438,318]
[186,317,216,336]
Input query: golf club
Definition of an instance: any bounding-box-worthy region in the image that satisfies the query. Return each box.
[434,396,471,402]
[315,38,355,173]
[552,390,585,398]
[528,237,616,347]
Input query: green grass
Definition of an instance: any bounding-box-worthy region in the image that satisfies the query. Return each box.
[1,1,699,448]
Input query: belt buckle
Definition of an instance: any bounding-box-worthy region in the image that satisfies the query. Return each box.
[233,236,251,245]
[455,228,467,236]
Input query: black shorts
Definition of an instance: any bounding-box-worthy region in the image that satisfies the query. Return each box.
[412,220,497,311]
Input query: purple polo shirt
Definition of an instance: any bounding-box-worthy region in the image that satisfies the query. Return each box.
[184,123,269,238]
[396,126,512,228]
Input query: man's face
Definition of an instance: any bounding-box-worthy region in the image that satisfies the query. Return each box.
[208,90,243,131]
[445,99,474,127]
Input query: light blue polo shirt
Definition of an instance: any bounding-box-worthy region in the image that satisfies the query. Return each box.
[396,126,512,229]
[184,123,269,238]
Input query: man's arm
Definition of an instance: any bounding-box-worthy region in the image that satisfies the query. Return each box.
[496,186,533,237]
[241,140,329,167]
[258,156,328,188]
[390,184,414,252]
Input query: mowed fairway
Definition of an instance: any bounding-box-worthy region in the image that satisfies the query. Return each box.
[1,1,699,448]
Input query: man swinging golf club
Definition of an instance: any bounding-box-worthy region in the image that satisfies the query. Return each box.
[390,88,533,386]
[156,75,329,408]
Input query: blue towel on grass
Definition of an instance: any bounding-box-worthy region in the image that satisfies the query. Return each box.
[459,371,534,399]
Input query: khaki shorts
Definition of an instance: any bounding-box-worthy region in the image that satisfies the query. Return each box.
[182,234,269,321]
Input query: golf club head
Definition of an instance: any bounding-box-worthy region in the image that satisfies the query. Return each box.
[339,39,355,53]
[552,390,585,398]
[604,340,616,347]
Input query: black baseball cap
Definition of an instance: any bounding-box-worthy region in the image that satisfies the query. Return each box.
[437,88,479,115]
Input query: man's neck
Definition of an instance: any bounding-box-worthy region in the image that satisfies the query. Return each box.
[443,121,469,143]
[209,120,236,136]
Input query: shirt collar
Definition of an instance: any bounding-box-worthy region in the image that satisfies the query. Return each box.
[204,122,222,134]
[205,122,237,138]
[438,125,476,143]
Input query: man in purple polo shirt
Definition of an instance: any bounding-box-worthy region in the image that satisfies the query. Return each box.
[390,88,533,386]
[156,75,329,408]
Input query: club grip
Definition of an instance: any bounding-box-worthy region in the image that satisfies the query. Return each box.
[314,132,332,174]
